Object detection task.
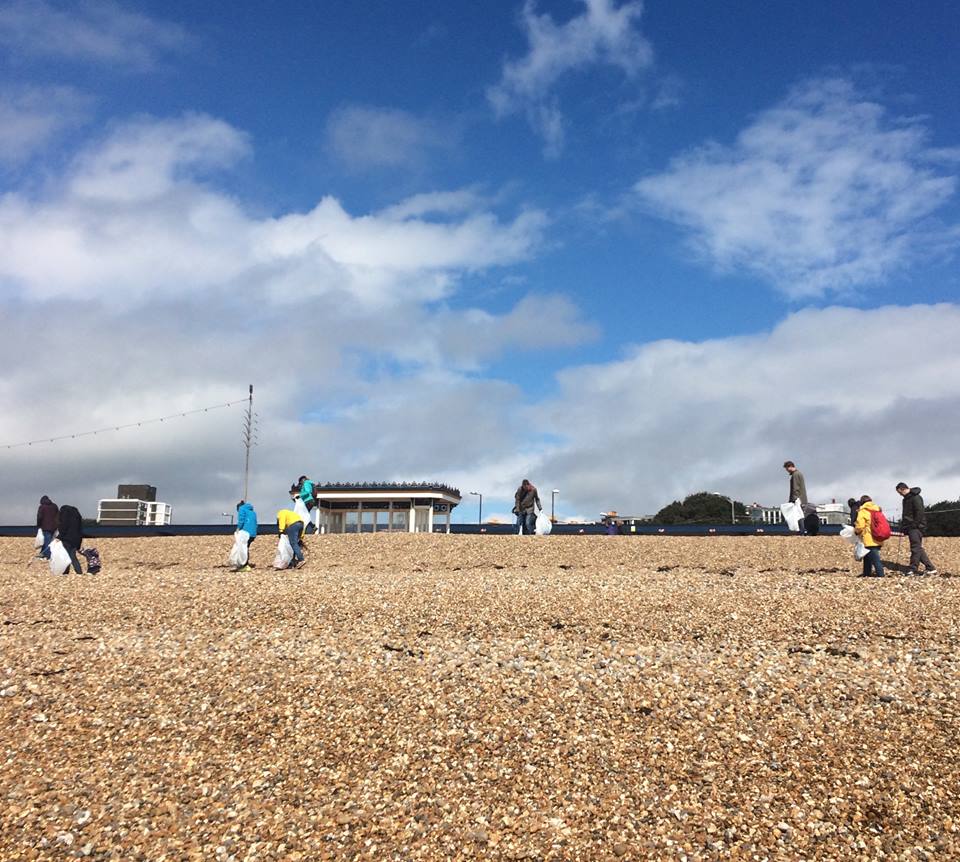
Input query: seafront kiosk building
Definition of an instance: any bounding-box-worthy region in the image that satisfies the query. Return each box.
[312,482,461,534]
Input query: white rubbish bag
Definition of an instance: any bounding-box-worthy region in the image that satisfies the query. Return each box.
[228,530,250,568]
[535,512,553,535]
[780,500,803,532]
[293,498,311,530]
[273,534,294,570]
[839,525,857,545]
[854,540,868,561]
[34,528,44,549]
[49,539,71,575]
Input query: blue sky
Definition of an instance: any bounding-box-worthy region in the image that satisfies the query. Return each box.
[2,0,960,523]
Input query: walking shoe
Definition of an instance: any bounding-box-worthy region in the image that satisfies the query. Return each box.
[237,565,252,573]
[295,560,306,569]
[904,570,916,576]
[925,568,938,575]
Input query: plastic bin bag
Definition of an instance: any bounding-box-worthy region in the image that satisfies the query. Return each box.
[780,501,803,532]
[273,534,294,569]
[228,530,250,568]
[535,512,553,535]
[293,498,311,529]
[839,525,857,545]
[49,539,71,575]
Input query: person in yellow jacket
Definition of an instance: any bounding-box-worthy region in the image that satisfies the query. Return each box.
[854,495,885,578]
[277,508,307,568]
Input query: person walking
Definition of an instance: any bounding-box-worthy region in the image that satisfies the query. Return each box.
[57,504,85,574]
[854,495,886,578]
[783,461,809,534]
[277,507,306,568]
[36,495,59,559]
[513,479,542,535]
[896,483,938,575]
[235,500,258,572]
[847,498,860,527]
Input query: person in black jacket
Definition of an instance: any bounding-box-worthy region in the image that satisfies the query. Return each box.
[57,504,85,574]
[847,498,860,527]
[896,483,937,575]
[36,495,59,559]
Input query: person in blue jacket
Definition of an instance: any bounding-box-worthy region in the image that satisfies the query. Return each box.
[235,500,258,572]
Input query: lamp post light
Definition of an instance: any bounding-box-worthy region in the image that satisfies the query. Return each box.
[710,494,736,525]
[221,512,234,525]
[551,489,560,523]
[469,491,482,525]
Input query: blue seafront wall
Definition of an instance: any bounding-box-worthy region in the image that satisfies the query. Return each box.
[0,523,843,538]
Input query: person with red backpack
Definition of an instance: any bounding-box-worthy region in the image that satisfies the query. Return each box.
[854,495,890,578]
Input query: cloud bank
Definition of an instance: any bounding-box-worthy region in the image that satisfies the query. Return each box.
[636,79,960,297]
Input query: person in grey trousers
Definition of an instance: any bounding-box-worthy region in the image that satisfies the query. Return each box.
[513,479,542,535]
[783,460,809,534]
[896,483,938,575]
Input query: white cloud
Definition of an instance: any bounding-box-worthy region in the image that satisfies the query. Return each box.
[0,112,588,523]
[636,78,959,297]
[0,113,546,307]
[524,303,960,519]
[0,0,190,70]
[0,84,92,164]
[489,0,652,155]
[325,105,455,171]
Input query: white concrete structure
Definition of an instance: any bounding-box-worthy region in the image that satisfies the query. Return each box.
[97,498,173,525]
[749,501,850,526]
[311,483,461,534]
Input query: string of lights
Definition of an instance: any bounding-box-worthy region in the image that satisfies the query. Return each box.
[1,398,248,450]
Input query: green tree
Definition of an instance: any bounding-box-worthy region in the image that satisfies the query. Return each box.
[926,500,960,537]
[652,492,748,525]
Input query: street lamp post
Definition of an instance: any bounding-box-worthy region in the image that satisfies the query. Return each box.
[469,491,482,525]
[711,494,736,525]
[551,489,560,523]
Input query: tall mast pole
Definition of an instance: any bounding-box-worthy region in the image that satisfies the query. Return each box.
[242,384,254,500]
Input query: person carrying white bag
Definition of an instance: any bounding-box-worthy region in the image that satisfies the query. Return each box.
[231,500,258,572]
[276,508,307,569]
[35,495,59,560]
[228,530,251,569]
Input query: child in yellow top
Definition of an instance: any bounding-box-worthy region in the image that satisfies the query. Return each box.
[276,508,306,568]
[854,495,885,578]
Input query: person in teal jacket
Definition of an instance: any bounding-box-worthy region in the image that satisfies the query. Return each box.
[297,476,315,511]
[235,500,258,571]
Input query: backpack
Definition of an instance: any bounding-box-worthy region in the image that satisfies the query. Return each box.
[79,547,101,574]
[870,509,892,542]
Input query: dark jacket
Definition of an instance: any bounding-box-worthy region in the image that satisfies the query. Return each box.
[900,487,926,533]
[788,470,808,504]
[36,496,59,532]
[514,483,542,513]
[848,501,860,526]
[57,505,83,548]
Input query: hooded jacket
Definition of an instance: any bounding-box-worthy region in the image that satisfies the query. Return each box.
[855,501,884,548]
[237,502,258,538]
[36,496,59,532]
[57,505,83,548]
[298,479,315,505]
[900,487,926,533]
